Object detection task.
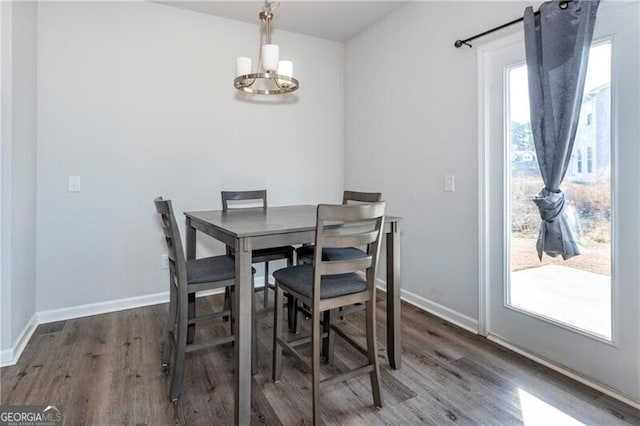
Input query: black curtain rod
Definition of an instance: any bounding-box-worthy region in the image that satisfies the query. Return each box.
[454,0,572,48]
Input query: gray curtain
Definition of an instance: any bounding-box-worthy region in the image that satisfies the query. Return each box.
[524,0,600,260]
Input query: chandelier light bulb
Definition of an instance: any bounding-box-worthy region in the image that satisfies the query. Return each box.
[262,44,280,71]
[277,60,293,87]
[278,60,292,77]
[236,57,252,77]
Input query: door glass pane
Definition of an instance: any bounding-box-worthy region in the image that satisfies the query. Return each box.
[507,41,612,340]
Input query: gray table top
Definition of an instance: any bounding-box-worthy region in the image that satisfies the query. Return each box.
[185,204,401,238]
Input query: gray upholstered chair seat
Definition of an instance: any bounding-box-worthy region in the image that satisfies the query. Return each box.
[273,264,366,299]
[187,255,255,285]
[296,245,367,262]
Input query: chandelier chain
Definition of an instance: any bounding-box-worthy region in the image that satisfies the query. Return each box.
[263,1,280,14]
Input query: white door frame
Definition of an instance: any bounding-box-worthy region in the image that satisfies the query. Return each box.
[477,32,524,338]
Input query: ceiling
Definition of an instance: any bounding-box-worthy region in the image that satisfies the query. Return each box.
[160,1,409,42]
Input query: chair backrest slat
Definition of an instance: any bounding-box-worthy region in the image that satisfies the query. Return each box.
[322,230,380,248]
[221,190,267,211]
[160,223,173,239]
[160,224,179,262]
[319,203,385,221]
[154,197,187,288]
[318,257,373,275]
[342,190,383,205]
[312,201,386,301]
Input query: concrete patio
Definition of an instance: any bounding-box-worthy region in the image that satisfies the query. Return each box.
[511,264,611,339]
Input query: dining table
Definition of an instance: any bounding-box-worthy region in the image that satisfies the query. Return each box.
[184,204,402,425]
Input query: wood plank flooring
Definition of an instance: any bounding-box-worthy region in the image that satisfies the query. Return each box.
[1,293,638,425]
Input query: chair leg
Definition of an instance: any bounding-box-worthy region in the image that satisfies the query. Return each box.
[272,282,284,382]
[322,309,335,364]
[252,276,258,375]
[287,295,298,333]
[289,253,310,333]
[264,261,270,309]
[161,336,173,375]
[223,286,231,322]
[187,293,196,344]
[312,307,322,426]
[228,286,235,337]
[286,254,297,333]
[365,299,383,408]
[169,296,189,402]
[162,274,178,372]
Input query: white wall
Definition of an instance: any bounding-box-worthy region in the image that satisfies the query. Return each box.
[0,1,38,354]
[345,1,533,325]
[35,2,344,312]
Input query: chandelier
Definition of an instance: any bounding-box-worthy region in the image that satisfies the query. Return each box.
[234,1,299,95]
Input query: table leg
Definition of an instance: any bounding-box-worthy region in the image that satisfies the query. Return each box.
[386,221,401,369]
[234,237,252,426]
[185,217,196,260]
[186,217,197,344]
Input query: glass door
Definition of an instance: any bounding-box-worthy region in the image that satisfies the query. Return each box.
[482,1,640,404]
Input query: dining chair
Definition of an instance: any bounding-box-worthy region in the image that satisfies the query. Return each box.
[154,196,255,402]
[272,202,386,425]
[292,191,383,328]
[295,190,383,263]
[221,190,298,334]
[221,190,295,310]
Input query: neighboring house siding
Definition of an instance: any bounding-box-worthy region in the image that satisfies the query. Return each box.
[567,83,611,183]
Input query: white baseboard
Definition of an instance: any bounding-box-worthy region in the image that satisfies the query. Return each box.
[36,283,237,325]
[0,313,38,367]
[488,334,640,410]
[376,279,479,334]
[36,291,171,324]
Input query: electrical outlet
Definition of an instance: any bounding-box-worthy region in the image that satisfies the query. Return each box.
[444,174,455,192]
[68,176,81,192]
[161,254,169,269]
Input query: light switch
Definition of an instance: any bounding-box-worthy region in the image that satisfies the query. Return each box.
[444,175,455,192]
[68,176,81,192]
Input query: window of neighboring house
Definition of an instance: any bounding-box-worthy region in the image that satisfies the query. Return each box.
[587,113,593,125]
[587,146,593,173]
[577,150,583,173]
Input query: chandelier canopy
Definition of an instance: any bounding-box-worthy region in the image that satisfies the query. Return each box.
[234,1,299,95]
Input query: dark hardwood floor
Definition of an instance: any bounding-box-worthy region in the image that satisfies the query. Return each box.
[1,292,638,425]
